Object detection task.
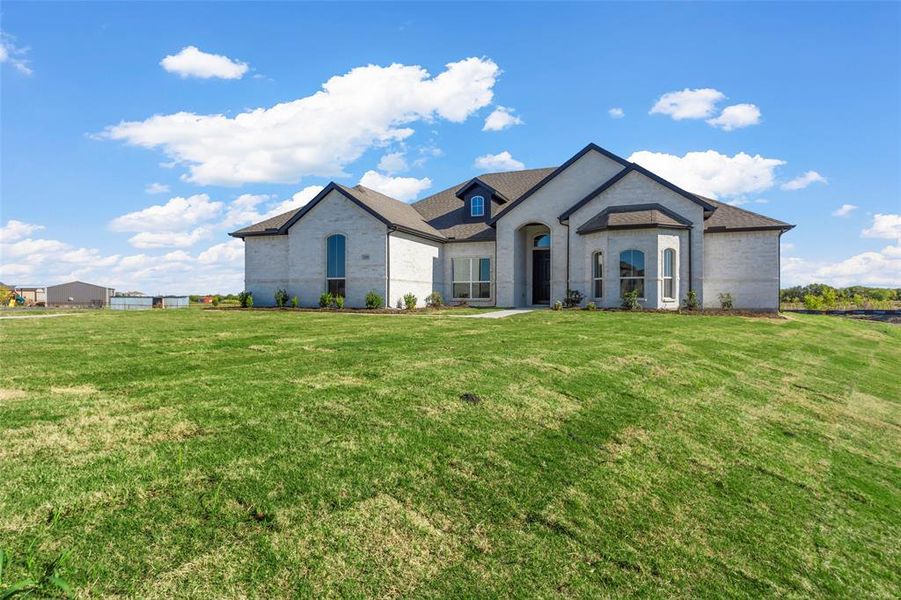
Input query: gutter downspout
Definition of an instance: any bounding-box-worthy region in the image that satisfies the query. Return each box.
[777,230,783,312]
[687,226,693,303]
[565,220,571,297]
[386,227,393,308]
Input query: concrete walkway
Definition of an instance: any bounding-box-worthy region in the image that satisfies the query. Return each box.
[0,312,82,320]
[453,308,535,319]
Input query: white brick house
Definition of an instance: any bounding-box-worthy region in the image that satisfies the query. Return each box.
[231,143,793,310]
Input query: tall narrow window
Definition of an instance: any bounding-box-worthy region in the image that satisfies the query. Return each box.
[453,257,491,299]
[470,195,485,217]
[326,234,346,297]
[592,252,603,298]
[619,249,645,298]
[662,248,675,300]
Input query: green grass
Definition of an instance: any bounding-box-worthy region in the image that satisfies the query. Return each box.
[1,309,898,598]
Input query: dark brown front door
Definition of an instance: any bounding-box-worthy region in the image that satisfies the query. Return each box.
[532,249,550,304]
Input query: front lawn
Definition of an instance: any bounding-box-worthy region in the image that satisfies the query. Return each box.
[1,310,898,597]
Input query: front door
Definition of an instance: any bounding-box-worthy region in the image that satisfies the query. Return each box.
[532,249,550,304]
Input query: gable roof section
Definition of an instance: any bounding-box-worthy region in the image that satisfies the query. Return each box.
[576,203,693,235]
[229,182,444,241]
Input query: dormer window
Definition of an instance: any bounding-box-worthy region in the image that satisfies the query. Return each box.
[470,195,485,217]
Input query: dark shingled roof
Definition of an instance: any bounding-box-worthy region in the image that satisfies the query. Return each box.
[411,167,555,241]
[577,204,693,235]
[700,196,793,232]
[230,147,793,239]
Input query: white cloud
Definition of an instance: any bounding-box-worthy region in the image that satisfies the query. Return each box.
[781,171,827,191]
[260,185,325,218]
[628,150,785,198]
[220,193,271,228]
[706,103,761,131]
[359,171,432,202]
[198,239,244,265]
[145,182,170,194]
[474,150,525,171]
[832,204,858,218]
[0,220,45,243]
[102,57,500,185]
[862,213,901,241]
[608,107,624,119]
[109,194,223,233]
[782,246,901,287]
[377,152,408,174]
[0,32,32,76]
[127,227,212,249]
[650,88,725,120]
[483,106,523,131]
[159,46,249,80]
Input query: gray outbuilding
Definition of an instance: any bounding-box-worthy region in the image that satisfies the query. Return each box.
[46,281,115,308]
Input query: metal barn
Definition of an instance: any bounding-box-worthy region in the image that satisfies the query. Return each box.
[46,281,115,308]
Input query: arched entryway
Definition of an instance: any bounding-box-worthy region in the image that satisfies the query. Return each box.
[531,232,551,304]
[512,223,552,306]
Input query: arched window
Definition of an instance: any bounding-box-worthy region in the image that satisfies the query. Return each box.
[326,234,346,298]
[662,248,676,300]
[470,195,485,217]
[533,234,550,248]
[592,251,603,298]
[619,249,645,298]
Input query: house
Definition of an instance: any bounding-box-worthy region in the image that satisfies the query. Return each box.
[46,281,115,308]
[230,143,794,310]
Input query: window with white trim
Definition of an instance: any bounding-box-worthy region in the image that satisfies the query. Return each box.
[619,249,645,298]
[470,195,485,217]
[592,251,603,298]
[453,257,490,299]
[326,234,346,297]
[662,248,675,300]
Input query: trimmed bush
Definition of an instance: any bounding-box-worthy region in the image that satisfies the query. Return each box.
[563,289,584,308]
[238,291,253,308]
[334,295,345,309]
[291,296,299,308]
[403,293,417,311]
[552,300,563,311]
[365,290,383,309]
[319,292,333,308]
[585,301,597,311]
[425,291,443,308]
[683,289,699,311]
[274,288,289,308]
[718,292,734,310]
[621,290,640,311]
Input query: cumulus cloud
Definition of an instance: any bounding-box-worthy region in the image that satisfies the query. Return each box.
[145,182,170,194]
[782,246,901,287]
[359,171,432,202]
[102,57,500,185]
[109,194,223,233]
[0,220,45,243]
[608,107,624,119]
[862,213,901,241]
[197,239,244,264]
[483,106,523,131]
[127,227,212,249]
[781,171,827,191]
[628,150,785,198]
[706,103,761,131]
[650,88,725,120]
[160,46,249,79]
[0,32,32,76]
[474,151,525,171]
[377,152,408,174]
[832,204,858,218]
[260,186,325,218]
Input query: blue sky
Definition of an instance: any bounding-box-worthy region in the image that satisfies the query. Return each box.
[2,1,899,293]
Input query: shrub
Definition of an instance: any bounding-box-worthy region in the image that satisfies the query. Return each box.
[718,292,734,310]
[211,297,220,307]
[821,287,837,309]
[396,297,404,309]
[552,300,563,311]
[563,289,584,308]
[425,291,443,308]
[274,288,289,308]
[683,289,699,311]
[291,296,299,308]
[403,293,417,311]
[585,301,597,311]
[621,290,641,311]
[319,292,333,308]
[238,291,253,308]
[334,295,345,309]
[365,290,383,309]
[803,294,824,310]
[245,295,253,308]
